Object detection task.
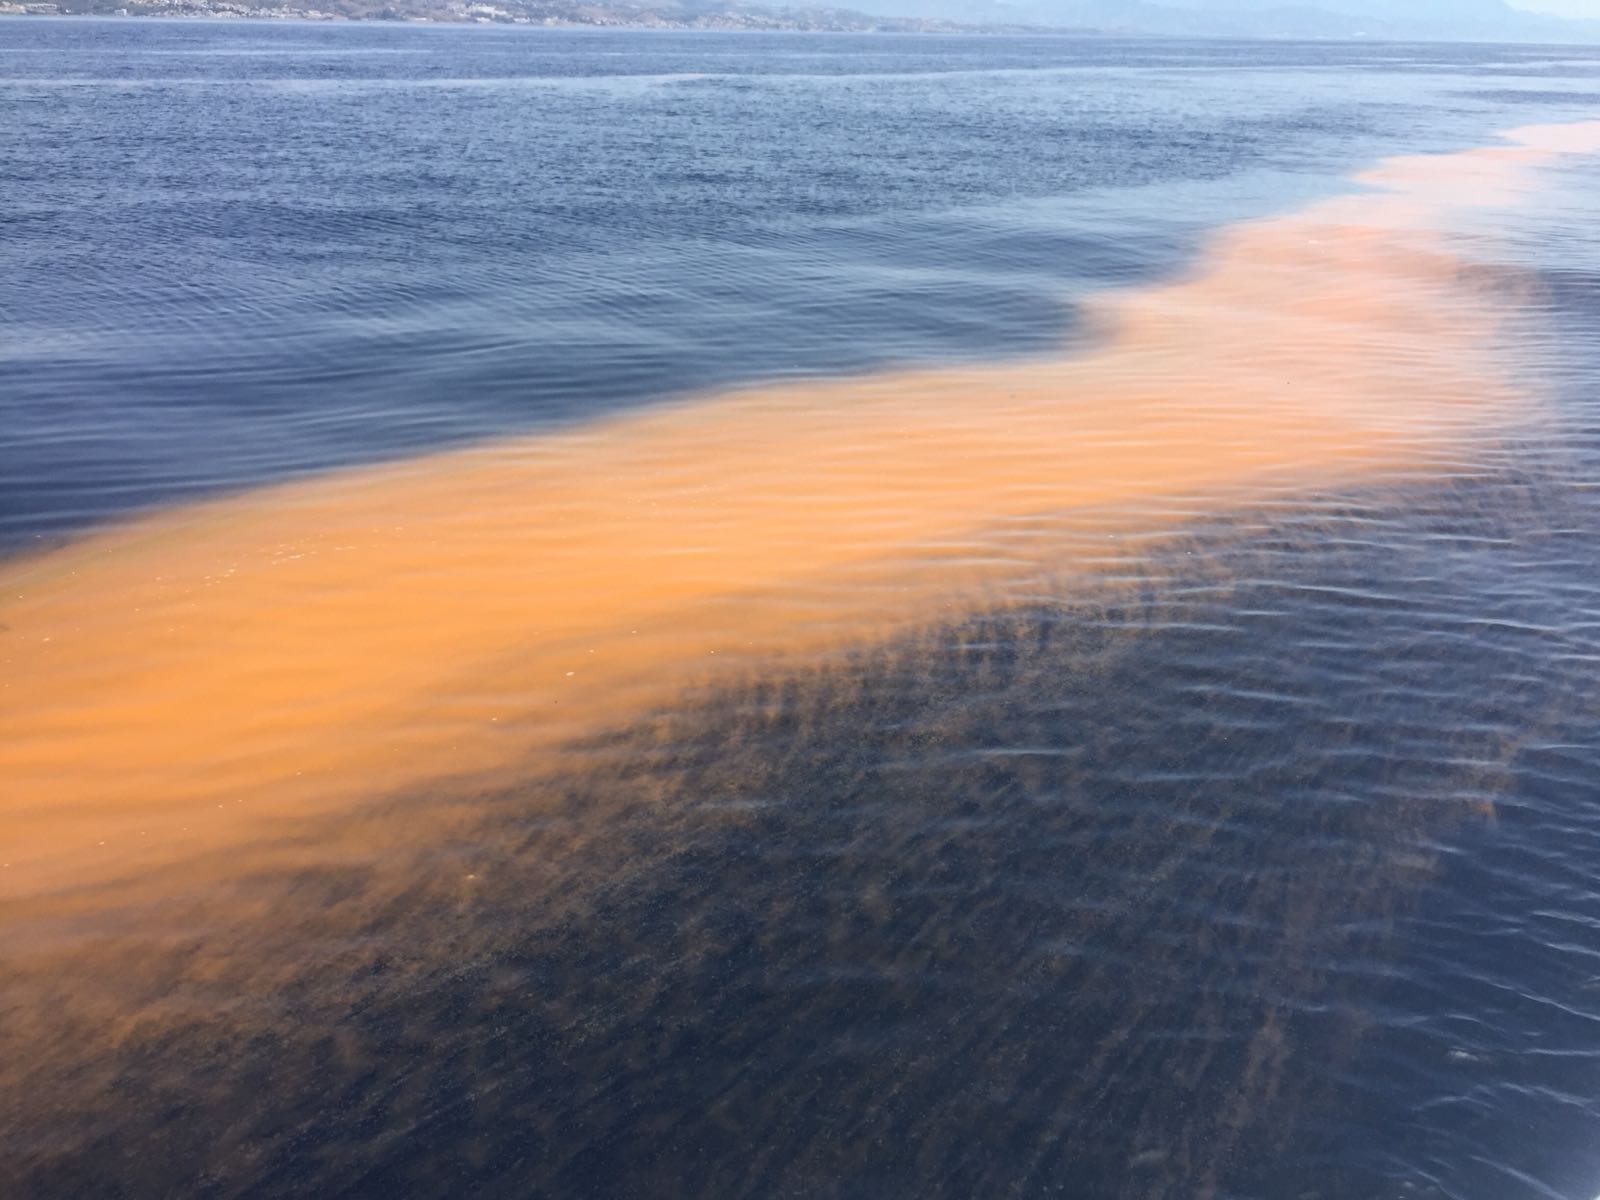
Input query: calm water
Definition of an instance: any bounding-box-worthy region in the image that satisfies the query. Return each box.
[3,19,1600,1200]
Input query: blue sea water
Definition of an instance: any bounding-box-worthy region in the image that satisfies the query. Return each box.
[3,18,1600,1200]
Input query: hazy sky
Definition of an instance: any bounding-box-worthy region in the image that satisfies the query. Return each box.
[1100,0,1600,22]
[1515,0,1600,15]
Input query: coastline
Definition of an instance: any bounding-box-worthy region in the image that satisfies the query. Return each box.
[0,5,1085,32]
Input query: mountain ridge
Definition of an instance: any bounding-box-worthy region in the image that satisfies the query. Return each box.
[9,0,1600,40]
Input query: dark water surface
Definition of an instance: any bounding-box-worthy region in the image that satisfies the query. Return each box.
[3,20,1600,1200]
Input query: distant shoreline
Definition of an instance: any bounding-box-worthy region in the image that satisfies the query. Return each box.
[0,3,1091,34]
[8,10,1600,46]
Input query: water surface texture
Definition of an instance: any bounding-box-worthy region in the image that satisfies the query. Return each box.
[3,22,1600,1200]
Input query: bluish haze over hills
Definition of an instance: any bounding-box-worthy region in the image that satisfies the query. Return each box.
[1517,0,1600,15]
[845,0,1600,40]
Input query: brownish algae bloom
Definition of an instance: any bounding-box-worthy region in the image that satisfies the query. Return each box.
[2,122,1597,906]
